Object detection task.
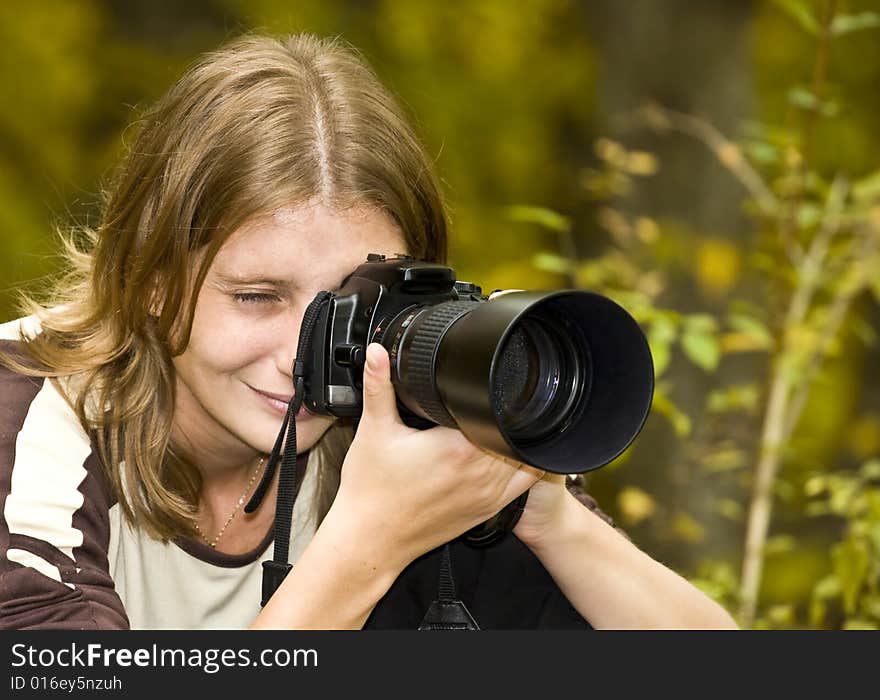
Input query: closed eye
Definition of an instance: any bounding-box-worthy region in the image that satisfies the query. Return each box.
[233,292,280,304]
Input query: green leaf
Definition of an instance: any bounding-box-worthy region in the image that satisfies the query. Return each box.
[787,86,839,117]
[828,477,861,515]
[707,384,759,414]
[766,604,795,627]
[651,390,692,438]
[726,313,774,349]
[852,169,880,202]
[743,140,780,165]
[860,459,880,480]
[650,342,670,378]
[714,498,744,520]
[683,313,718,334]
[868,523,880,554]
[702,449,746,472]
[647,315,677,377]
[796,203,823,229]
[831,12,880,36]
[832,540,870,615]
[804,475,828,497]
[811,574,841,627]
[804,502,832,517]
[851,315,878,348]
[764,535,796,555]
[809,598,827,629]
[863,595,880,621]
[505,205,571,234]
[773,479,797,503]
[650,314,678,343]
[681,330,720,372]
[770,0,820,34]
[843,618,880,630]
[532,251,572,275]
[872,275,880,305]
[812,574,841,601]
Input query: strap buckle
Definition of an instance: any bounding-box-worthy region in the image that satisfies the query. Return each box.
[261,561,293,607]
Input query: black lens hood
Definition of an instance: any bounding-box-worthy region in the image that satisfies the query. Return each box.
[434,290,654,474]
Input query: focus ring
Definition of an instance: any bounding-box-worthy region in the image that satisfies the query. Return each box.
[402,300,482,427]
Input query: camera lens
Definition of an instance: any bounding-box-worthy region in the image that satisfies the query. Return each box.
[386,289,652,474]
[492,317,583,442]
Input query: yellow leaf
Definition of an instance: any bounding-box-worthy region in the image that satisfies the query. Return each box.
[672,511,706,543]
[720,331,774,353]
[696,239,741,297]
[714,498,744,520]
[635,217,660,243]
[625,151,659,176]
[597,206,631,243]
[617,486,657,525]
[846,414,880,461]
[594,138,628,168]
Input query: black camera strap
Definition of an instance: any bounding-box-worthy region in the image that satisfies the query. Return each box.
[243,287,479,628]
[245,291,332,607]
[418,543,480,631]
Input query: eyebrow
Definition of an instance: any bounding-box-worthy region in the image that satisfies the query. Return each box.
[214,273,294,290]
[214,272,352,292]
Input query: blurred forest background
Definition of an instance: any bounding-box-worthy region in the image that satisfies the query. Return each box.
[1,0,879,629]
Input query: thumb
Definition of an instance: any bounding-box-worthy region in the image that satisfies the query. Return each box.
[361,343,404,427]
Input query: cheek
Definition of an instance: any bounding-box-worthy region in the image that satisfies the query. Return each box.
[183,303,270,374]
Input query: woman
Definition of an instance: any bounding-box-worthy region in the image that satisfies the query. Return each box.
[0,33,737,630]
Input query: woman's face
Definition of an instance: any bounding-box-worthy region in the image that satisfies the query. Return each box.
[171,200,408,466]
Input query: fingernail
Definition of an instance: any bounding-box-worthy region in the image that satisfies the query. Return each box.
[365,343,382,372]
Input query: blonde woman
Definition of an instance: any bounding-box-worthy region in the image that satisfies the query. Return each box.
[0,33,737,630]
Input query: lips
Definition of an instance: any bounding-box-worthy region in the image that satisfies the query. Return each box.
[248,385,293,414]
[254,388,294,404]
[248,384,312,418]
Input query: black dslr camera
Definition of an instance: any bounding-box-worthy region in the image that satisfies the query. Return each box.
[254,254,655,604]
[298,254,653,541]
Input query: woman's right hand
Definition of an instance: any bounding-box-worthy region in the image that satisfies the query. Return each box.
[326,343,543,570]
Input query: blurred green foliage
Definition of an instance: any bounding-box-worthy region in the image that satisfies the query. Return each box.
[1,0,879,628]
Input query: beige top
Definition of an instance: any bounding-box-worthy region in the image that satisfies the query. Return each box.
[0,315,317,630]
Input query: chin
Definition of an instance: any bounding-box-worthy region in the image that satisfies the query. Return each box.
[255,416,332,455]
[296,419,335,452]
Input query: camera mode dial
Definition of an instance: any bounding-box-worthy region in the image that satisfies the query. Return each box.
[453,281,482,296]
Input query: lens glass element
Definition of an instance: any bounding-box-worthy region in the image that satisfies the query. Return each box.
[492,316,585,442]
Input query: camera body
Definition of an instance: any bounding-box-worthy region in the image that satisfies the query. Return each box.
[297,253,654,545]
[301,252,654,479]
[302,253,480,427]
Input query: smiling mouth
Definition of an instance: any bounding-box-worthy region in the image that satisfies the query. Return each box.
[248,385,312,417]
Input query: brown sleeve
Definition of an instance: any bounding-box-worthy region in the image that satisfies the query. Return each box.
[565,476,631,540]
[0,341,129,629]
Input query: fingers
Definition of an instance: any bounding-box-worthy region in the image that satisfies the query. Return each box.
[495,456,545,505]
[361,343,404,428]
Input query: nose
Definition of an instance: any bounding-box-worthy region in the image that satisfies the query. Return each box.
[278,335,299,380]
[276,291,333,385]
[275,305,305,380]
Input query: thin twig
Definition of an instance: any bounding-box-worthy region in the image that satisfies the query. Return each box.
[786,175,848,324]
[738,0,840,628]
[783,224,879,441]
[631,103,782,218]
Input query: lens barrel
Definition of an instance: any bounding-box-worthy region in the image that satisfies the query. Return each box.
[386,290,654,474]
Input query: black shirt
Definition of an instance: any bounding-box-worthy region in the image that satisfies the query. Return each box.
[366,535,592,630]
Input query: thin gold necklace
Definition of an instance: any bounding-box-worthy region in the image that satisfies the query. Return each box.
[194,456,266,549]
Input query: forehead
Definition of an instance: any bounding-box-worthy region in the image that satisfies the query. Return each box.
[210,202,407,286]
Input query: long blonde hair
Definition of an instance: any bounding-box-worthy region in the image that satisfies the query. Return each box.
[1,33,448,541]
